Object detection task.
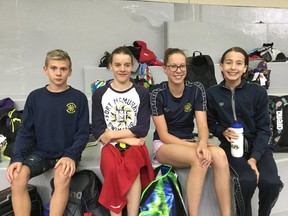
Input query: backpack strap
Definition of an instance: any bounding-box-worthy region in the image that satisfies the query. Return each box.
[8,109,22,133]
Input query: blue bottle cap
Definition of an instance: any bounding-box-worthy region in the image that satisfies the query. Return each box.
[231,123,243,128]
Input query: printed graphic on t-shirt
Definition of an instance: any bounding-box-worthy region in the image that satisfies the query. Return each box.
[102,88,139,131]
[110,103,133,129]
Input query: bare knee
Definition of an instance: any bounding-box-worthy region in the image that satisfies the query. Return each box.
[11,166,30,191]
[187,156,209,175]
[211,147,229,168]
[53,167,71,191]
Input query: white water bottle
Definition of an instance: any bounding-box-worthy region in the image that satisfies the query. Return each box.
[230,123,244,158]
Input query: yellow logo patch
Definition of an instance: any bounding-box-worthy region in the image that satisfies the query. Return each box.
[184,103,192,112]
[66,103,77,114]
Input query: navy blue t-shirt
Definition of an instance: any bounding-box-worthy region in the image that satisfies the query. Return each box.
[150,81,207,140]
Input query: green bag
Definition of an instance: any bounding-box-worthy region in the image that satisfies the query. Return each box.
[139,164,187,216]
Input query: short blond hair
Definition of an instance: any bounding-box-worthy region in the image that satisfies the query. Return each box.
[45,49,72,68]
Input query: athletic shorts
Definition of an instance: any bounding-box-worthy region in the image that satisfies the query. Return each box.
[22,153,59,178]
[152,139,196,164]
[152,140,163,164]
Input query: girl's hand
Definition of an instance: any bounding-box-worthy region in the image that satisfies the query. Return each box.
[247,158,259,184]
[223,127,238,143]
[196,143,211,168]
[99,129,113,145]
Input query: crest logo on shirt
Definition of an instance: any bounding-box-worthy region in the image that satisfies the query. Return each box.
[184,103,192,112]
[219,102,224,106]
[66,103,77,114]
[164,107,169,113]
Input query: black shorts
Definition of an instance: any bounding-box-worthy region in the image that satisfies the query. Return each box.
[22,153,59,178]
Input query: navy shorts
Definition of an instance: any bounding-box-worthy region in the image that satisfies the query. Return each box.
[22,153,59,178]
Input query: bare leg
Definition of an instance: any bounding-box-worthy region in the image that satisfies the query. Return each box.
[156,144,207,216]
[99,178,140,216]
[11,165,31,216]
[186,165,207,216]
[110,211,122,216]
[49,165,71,216]
[209,146,231,216]
[126,174,141,216]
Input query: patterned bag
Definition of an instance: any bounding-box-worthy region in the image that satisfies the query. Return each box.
[139,164,187,216]
[268,95,288,152]
[245,59,271,89]
[132,63,154,89]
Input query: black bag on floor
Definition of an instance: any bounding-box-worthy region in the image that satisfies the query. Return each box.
[186,51,217,90]
[0,184,43,216]
[49,169,109,216]
[268,95,288,152]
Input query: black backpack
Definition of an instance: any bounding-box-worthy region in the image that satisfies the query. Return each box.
[0,184,43,216]
[49,169,109,216]
[186,51,217,90]
[268,95,288,152]
[0,108,23,158]
[98,51,111,69]
[0,98,14,118]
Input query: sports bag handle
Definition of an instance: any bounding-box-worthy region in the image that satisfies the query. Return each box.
[192,51,202,57]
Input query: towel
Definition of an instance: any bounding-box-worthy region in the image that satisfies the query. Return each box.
[98,143,154,214]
